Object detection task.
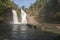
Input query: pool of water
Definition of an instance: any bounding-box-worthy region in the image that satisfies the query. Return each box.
[0,24,59,40]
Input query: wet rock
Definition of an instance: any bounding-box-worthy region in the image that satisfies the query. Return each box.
[53,35,60,40]
[27,24,32,28]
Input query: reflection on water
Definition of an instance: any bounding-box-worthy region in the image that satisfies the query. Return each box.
[20,25,27,31]
[12,24,27,31]
[12,25,18,31]
[0,24,60,40]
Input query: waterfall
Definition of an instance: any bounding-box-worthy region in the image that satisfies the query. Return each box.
[12,9,27,32]
[12,10,19,24]
[21,9,27,24]
[12,9,27,24]
[12,9,27,31]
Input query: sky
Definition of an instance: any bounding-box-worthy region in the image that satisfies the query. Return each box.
[13,0,36,8]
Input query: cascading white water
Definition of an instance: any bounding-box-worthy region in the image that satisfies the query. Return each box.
[12,9,27,32]
[12,10,19,24]
[21,9,27,24]
[12,9,27,24]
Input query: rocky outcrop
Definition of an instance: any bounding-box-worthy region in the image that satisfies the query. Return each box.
[27,14,38,25]
[3,8,13,23]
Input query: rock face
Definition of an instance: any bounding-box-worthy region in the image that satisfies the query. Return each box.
[27,14,38,25]
[3,8,13,23]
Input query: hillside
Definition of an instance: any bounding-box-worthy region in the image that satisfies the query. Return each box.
[0,0,21,23]
[28,0,60,24]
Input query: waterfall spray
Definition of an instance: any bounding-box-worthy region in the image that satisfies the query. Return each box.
[21,9,27,24]
[12,10,19,24]
[12,9,27,24]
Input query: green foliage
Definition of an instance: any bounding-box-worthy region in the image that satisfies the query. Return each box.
[0,0,21,22]
[29,0,49,18]
[33,0,49,8]
[29,0,60,23]
[55,12,60,17]
[0,0,15,21]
